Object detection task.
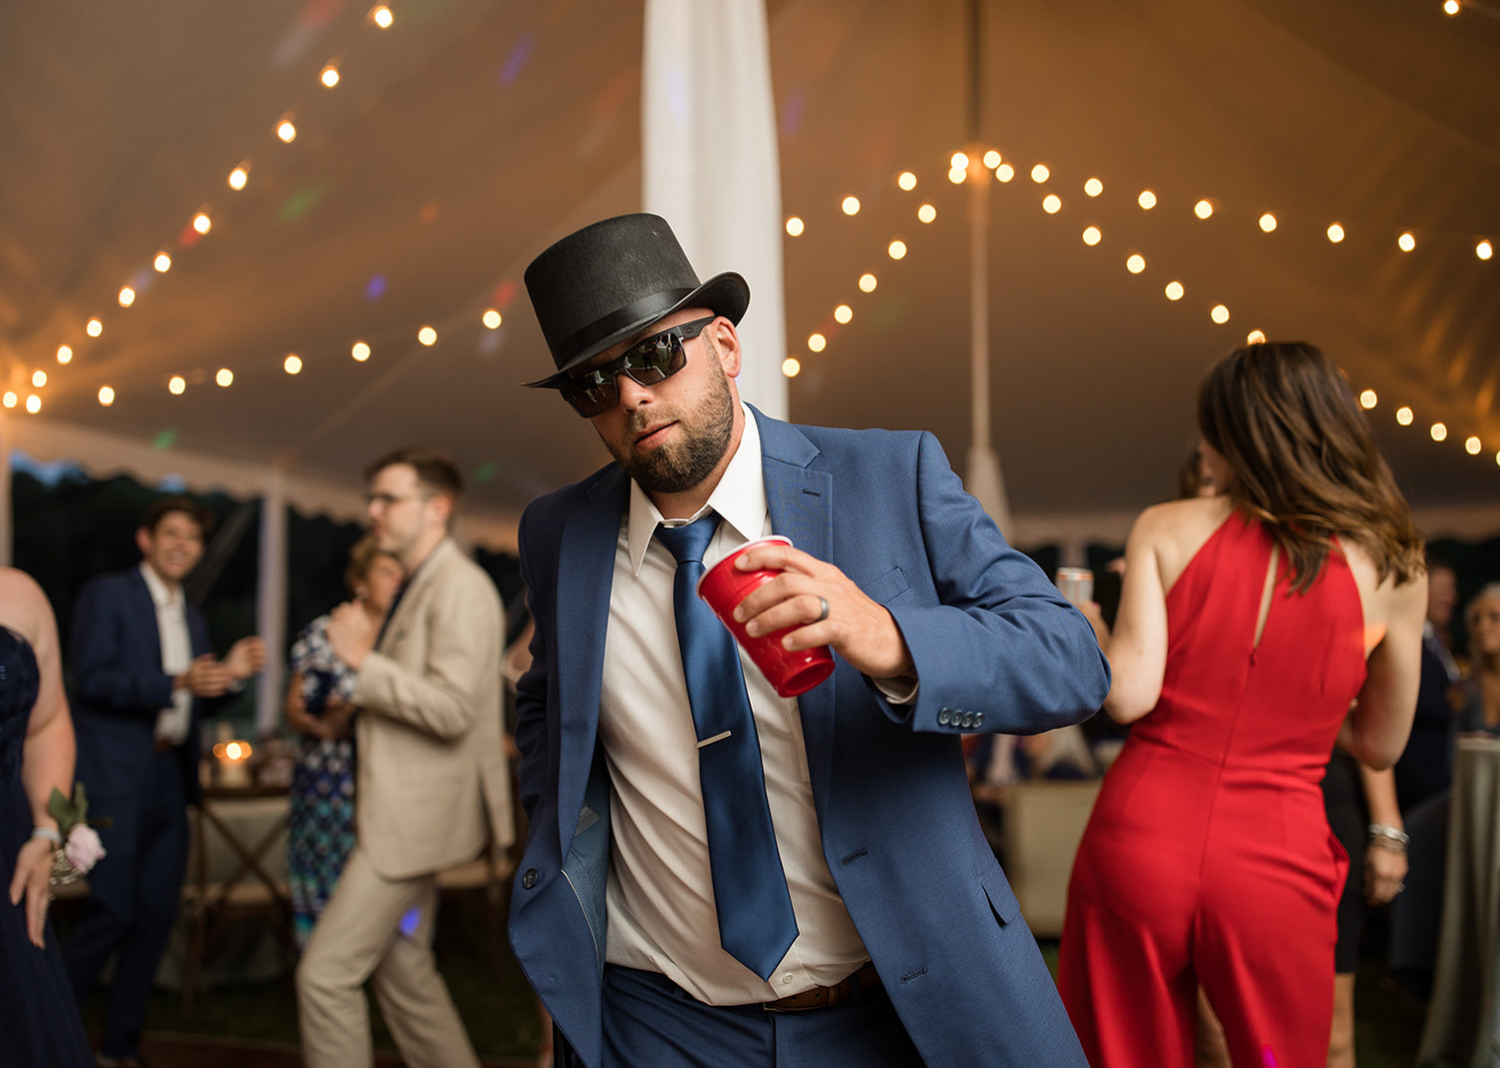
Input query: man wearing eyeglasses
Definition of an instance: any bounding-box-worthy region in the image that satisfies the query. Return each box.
[297,448,511,1068]
[510,214,1108,1067]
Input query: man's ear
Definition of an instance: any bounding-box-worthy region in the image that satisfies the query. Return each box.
[135,526,152,557]
[429,493,455,528]
[710,317,743,379]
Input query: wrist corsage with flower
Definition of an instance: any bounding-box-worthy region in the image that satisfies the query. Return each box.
[33,784,109,886]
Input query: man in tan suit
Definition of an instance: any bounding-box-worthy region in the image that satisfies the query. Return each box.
[297,447,512,1068]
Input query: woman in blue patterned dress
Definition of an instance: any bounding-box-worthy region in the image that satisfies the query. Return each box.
[283,537,403,948]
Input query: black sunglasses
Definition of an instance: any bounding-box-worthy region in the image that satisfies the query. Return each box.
[559,317,716,417]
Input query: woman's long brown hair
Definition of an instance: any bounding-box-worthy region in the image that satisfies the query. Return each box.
[1198,342,1424,593]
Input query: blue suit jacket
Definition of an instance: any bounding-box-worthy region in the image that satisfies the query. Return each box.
[509,411,1110,1066]
[70,568,213,806]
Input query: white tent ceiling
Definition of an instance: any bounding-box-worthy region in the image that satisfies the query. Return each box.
[2,0,1498,548]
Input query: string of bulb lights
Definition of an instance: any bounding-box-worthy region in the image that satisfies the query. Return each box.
[3,3,1494,476]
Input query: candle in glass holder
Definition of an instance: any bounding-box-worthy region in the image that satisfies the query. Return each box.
[213,740,254,788]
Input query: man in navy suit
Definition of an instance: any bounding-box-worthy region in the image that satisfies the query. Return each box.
[63,496,264,1068]
[509,214,1110,1066]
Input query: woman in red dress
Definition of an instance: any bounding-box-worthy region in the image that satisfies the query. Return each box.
[1058,343,1427,1067]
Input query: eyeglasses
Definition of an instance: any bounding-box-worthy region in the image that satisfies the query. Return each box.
[364,492,429,510]
[558,317,716,417]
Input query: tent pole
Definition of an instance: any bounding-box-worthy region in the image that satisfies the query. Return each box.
[255,469,287,738]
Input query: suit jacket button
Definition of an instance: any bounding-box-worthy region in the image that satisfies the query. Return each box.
[962,712,975,728]
[974,712,985,727]
[937,708,950,725]
[522,869,538,890]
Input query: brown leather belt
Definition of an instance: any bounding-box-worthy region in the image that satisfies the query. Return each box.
[763,961,881,1012]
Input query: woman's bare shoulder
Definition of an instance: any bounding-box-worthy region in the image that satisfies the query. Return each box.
[0,568,51,639]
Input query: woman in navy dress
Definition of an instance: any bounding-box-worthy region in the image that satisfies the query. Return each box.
[1,568,94,1066]
[283,537,404,948]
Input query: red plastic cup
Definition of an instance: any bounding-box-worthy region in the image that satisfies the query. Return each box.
[696,536,835,698]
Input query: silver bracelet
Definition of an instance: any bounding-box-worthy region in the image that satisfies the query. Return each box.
[1368,823,1409,852]
[30,827,62,847]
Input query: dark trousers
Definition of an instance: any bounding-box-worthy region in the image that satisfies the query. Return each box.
[600,964,924,1068]
[64,748,188,1058]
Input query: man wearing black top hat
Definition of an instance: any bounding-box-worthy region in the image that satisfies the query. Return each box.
[508,212,1108,1067]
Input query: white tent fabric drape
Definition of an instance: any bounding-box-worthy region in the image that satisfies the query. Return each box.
[642,0,788,420]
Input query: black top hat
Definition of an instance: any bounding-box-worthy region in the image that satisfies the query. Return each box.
[522,213,750,388]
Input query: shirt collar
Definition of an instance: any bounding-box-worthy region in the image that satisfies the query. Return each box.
[139,560,181,610]
[624,404,768,575]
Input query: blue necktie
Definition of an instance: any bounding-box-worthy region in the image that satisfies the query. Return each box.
[656,515,799,980]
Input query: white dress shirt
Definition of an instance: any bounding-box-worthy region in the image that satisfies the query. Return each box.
[141,562,194,746]
[599,406,869,1004]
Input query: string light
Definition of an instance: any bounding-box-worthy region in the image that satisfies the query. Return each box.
[1466,436,1482,455]
[948,166,966,184]
[192,213,212,234]
[1165,281,1184,301]
[841,196,860,216]
[86,318,103,337]
[118,286,136,307]
[1431,422,1448,442]
[782,357,801,377]
[995,163,1014,182]
[1211,304,1231,324]
[418,326,437,346]
[56,345,73,365]
[277,120,298,143]
[897,172,917,191]
[154,252,172,273]
[1398,232,1416,252]
[1444,0,1461,13]
[1479,239,1494,261]
[1396,406,1414,426]
[169,375,186,395]
[1082,226,1102,246]
[1259,213,1277,232]
[320,66,340,88]
[1,392,15,409]
[1194,200,1214,220]
[352,341,371,361]
[1327,223,1346,243]
[228,166,249,191]
[858,274,877,293]
[1359,390,1378,409]
[371,5,394,28]
[834,304,853,324]
[982,150,1002,169]
[25,396,40,414]
[216,368,234,387]
[482,309,502,328]
[888,240,908,259]
[950,152,969,170]
[785,216,804,236]
[284,354,303,375]
[808,333,826,352]
[32,370,47,388]
[1247,330,1267,344]
[1031,164,1050,184]
[1084,178,1103,197]
[1138,190,1157,210]
[98,386,115,407]
[1043,194,1062,214]
[1126,254,1146,274]
[917,204,936,223]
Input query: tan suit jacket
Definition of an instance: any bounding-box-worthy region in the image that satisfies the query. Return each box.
[351,537,513,880]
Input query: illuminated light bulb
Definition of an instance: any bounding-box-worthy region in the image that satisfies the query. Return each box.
[917,204,936,223]
[351,341,371,361]
[1398,232,1416,252]
[1247,330,1267,345]
[782,357,801,378]
[1194,200,1214,220]
[1259,213,1277,232]
[277,120,298,143]
[982,150,1002,169]
[482,309,502,329]
[785,216,804,236]
[1030,164,1050,184]
[1211,304,1231,324]
[1165,281,1184,301]
[1431,422,1448,442]
[1359,390,1378,409]
[1445,0,1460,13]
[216,368,233,387]
[858,273,877,293]
[193,212,212,234]
[98,386,115,406]
[228,166,249,191]
[950,151,969,170]
[834,304,853,324]
[418,326,437,346]
[24,395,39,414]
[1327,222,1345,243]
[1466,436,1482,455]
[897,171,917,191]
[32,370,47,388]
[888,239,908,260]
[1082,226,1102,246]
[1478,239,1494,261]
[118,286,136,307]
[1396,406,1413,426]
[86,318,103,337]
[1084,178,1103,197]
[168,375,186,395]
[1138,190,1157,210]
[320,65,340,88]
[996,163,1014,182]
[1126,254,1146,274]
[56,345,73,364]
[371,4,393,27]
[1,392,14,408]
[284,354,303,375]
[154,252,172,273]
[1042,194,1062,214]
[808,333,827,353]
[841,196,860,216]
[948,167,966,185]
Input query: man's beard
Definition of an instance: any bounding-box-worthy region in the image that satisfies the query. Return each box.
[611,357,735,495]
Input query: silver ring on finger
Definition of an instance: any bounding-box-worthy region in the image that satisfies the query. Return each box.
[1395,882,1406,894]
[816,597,830,623]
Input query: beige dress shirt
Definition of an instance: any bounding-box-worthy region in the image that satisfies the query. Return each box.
[141,563,193,746]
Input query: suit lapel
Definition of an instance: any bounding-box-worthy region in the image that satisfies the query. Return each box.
[554,465,629,855]
[754,409,838,822]
[128,570,166,671]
